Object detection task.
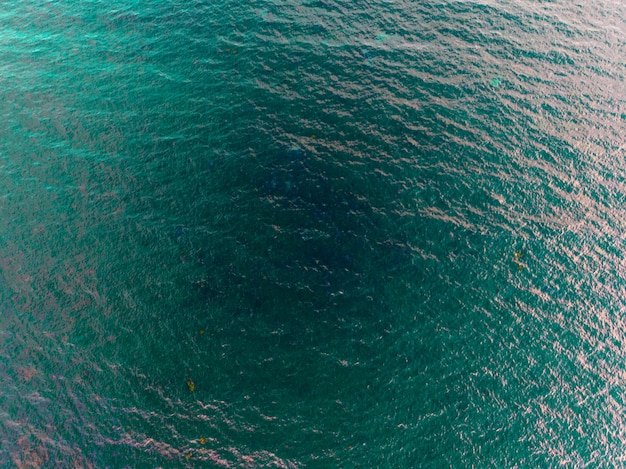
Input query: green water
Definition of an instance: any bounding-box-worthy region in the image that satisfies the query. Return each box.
[1,0,626,467]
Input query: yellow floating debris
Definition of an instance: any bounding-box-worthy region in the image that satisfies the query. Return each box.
[187,379,195,392]
[512,250,526,271]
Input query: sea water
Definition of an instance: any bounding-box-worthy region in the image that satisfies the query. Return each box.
[1,0,625,467]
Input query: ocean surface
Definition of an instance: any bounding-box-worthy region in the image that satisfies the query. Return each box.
[0,0,625,467]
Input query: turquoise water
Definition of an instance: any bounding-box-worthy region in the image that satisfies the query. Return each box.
[1,0,625,467]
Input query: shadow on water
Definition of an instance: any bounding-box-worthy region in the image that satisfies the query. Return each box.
[189,143,412,324]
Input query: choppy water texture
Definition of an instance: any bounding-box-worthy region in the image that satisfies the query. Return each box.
[1,0,625,467]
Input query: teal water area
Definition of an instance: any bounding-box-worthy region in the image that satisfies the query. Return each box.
[1,0,625,467]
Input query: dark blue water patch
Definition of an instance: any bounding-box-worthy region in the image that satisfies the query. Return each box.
[173,225,189,240]
[182,142,414,321]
